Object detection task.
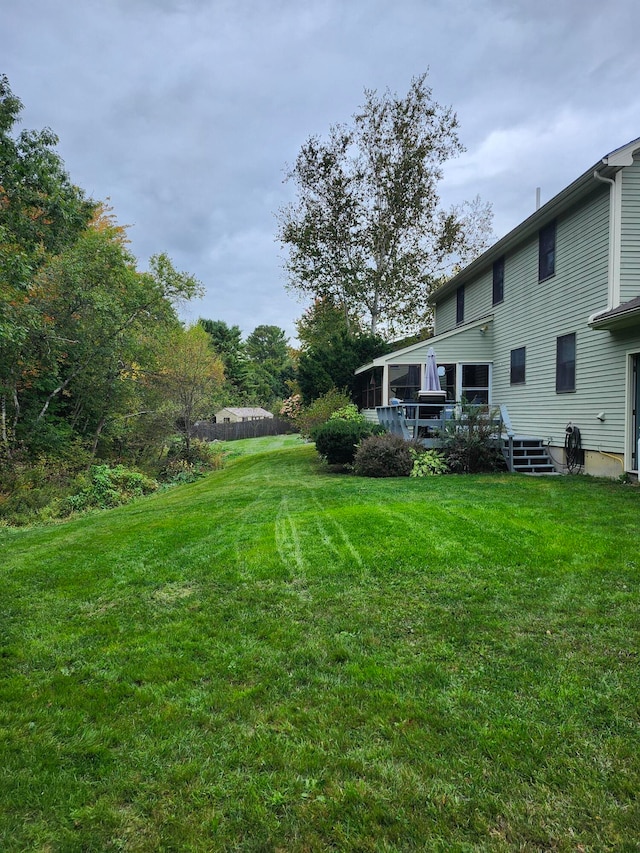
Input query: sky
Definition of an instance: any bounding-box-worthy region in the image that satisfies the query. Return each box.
[4,0,640,344]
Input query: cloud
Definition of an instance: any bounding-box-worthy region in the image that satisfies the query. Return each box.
[4,0,640,342]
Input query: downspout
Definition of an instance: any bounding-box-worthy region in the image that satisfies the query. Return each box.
[592,168,619,313]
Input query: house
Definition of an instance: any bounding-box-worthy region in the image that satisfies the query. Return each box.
[355,136,640,477]
[214,407,274,424]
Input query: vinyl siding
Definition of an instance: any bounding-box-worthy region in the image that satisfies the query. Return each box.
[434,271,493,335]
[620,156,640,303]
[491,186,622,450]
[434,290,457,334]
[433,182,640,455]
[385,326,493,366]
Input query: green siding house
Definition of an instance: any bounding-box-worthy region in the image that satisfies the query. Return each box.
[355,137,640,477]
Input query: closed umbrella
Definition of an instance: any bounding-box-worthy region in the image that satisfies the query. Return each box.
[424,346,440,392]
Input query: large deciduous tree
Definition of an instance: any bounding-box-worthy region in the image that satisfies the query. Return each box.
[278,73,493,337]
[153,325,225,453]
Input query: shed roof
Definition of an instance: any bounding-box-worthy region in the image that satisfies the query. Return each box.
[218,407,274,417]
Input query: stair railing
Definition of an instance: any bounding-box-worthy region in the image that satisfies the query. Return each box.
[499,404,515,472]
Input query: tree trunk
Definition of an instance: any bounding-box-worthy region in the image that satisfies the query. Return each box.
[1,395,6,449]
[90,416,106,458]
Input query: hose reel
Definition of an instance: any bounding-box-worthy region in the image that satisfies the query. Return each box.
[565,423,583,473]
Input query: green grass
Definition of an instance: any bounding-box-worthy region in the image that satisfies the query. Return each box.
[1,435,639,851]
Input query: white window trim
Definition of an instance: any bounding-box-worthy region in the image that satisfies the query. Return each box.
[457,362,493,405]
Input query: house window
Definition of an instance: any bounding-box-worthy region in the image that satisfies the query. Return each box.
[456,285,465,324]
[510,347,526,384]
[389,364,421,402]
[493,257,504,305]
[556,333,576,393]
[461,364,489,404]
[539,220,556,281]
[223,417,230,423]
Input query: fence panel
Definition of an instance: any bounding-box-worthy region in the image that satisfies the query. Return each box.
[192,418,297,442]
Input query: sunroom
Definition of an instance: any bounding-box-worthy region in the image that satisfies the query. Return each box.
[354,316,495,414]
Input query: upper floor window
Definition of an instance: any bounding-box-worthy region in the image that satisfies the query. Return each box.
[556,333,576,393]
[456,285,465,324]
[492,257,504,305]
[510,347,526,384]
[539,220,556,281]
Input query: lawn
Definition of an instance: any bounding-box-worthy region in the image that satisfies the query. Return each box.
[1,435,639,851]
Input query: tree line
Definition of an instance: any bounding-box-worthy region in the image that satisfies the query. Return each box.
[0,75,295,467]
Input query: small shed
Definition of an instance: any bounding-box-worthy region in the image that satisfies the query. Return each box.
[214,407,274,424]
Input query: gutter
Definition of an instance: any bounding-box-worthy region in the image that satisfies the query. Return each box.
[591,168,618,314]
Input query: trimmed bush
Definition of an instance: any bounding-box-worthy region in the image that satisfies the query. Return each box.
[313,418,376,466]
[353,433,414,478]
[329,404,365,424]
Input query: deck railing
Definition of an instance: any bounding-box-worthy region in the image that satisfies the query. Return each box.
[376,402,456,448]
[376,401,509,457]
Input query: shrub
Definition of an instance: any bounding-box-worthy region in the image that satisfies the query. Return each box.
[280,394,303,422]
[60,464,158,515]
[329,404,365,424]
[438,403,507,474]
[353,433,415,478]
[313,418,376,466]
[410,448,449,477]
[297,388,353,438]
[159,437,225,483]
[0,446,94,525]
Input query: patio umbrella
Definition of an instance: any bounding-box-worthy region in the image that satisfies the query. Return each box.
[423,346,441,392]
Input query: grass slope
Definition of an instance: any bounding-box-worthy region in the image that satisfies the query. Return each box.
[1,436,639,851]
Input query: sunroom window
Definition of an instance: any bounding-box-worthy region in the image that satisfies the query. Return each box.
[461,364,490,404]
[388,364,421,402]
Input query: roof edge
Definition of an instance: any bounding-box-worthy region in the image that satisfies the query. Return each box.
[431,136,640,304]
[355,314,494,372]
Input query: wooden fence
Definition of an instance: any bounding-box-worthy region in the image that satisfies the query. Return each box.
[191,418,297,442]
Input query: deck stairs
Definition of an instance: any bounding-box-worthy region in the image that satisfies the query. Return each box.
[505,436,557,474]
[498,406,557,474]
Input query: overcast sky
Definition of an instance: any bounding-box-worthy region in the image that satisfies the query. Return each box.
[4,0,640,343]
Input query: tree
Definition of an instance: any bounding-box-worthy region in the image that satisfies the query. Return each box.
[0,74,95,452]
[278,73,493,337]
[295,296,363,350]
[198,318,249,396]
[153,325,225,453]
[244,325,295,404]
[2,204,203,457]
[0,75,94,285]
[297,331,389,404]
